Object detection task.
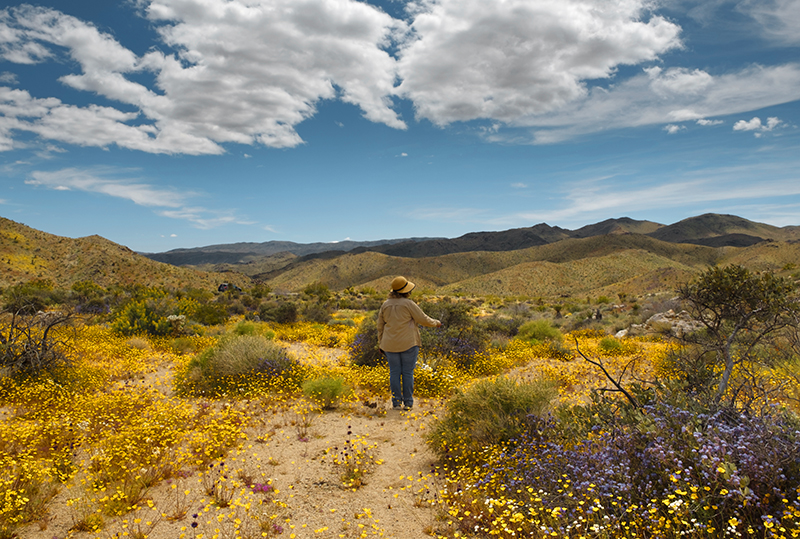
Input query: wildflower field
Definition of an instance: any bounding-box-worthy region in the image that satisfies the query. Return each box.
[2,268,800,539]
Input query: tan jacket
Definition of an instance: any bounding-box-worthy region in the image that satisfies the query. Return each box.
[377,298,440,353]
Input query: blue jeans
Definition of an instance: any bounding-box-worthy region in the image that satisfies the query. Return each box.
[385,346,418,408]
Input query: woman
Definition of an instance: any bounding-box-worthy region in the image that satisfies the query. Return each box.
[377,276,442,410]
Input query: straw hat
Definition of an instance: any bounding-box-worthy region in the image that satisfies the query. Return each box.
[391,276,415,294]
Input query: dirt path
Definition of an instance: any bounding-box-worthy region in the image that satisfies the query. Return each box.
[19,345,446,539]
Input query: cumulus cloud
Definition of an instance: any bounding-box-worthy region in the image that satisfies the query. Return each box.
[697,118,724,126]
[664,124,685,134]
[733,116,782,137]
[0,1,404,153]
[0,0,798,153]
[395,0,681,125]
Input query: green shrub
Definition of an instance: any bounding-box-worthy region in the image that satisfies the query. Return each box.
[177,335,297,395]
[302,303,331,324]
[259,301,299,324]
[303,282,331,302]
[598,336,622,353]
[3,279,63,314]
[418,300,473,328]
[302,376,351,409]
[233,321,258,336]
[170,337,198,355]
[516,319,563,345]
[190,303,229,326]
[111,295,173,336]
[427,376,557,464]
[476,315,522,338]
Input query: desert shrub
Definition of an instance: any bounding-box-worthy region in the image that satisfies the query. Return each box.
[303,281,331,302]
[190,303,229,326]
[259,301,298,324]
[475,315,522,339]
[249,283,271,298]
[414,300,488,369]
[598,336,622,353]
[0,310,73,376]
[240,294,260,310]
[225,301,246,316]
[233,321,258,336]
[169,337,199,355]
[348,314,384,367]
[427,376,557,464]
[177,335,298,396]
[418,300,473,328]
[302,303,331,324]
[420,325,487,370]
[302,376,351,409]
[110,289,197,336]
[2,279,64,314]
[361,296,382,311]
[516,319,563,345]
[69,281,108,314]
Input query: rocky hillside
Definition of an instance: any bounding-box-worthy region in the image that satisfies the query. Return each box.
[0,217,250,291]
[3,215,798,300]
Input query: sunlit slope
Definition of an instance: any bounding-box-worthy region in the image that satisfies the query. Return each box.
[0,217,250,290]
[261,235,726,295]
[436,250,699,297]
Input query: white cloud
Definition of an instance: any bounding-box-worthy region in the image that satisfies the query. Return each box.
[26,168,188,207]
[396,0,681,126]
[733,116,782,136]
[697,118,724,126]
[506,178,800,226]
[0,0,797,153]
[0,71,17,84]
[521,64,800,143]
[664,124,685,134]
[741,0,800,45]
[0,1,405,153]
[511,182,527,188]
[24,167,256,229]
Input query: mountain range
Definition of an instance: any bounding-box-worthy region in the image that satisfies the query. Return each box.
[2,213,799,298]
[145,213,799,266]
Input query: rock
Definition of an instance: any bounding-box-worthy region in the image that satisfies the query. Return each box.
[618,309,704,338]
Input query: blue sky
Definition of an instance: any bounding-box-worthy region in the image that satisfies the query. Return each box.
[1,0,799,253]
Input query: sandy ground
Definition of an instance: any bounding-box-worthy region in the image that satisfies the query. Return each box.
[16,346,447,539]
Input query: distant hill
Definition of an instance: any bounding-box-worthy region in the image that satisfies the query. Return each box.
[0,217,250,290]
[647,213,800,245]
[3,214,799,300]
[143,237,439,266]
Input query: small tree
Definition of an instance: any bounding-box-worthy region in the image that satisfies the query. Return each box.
[678,265,799,404]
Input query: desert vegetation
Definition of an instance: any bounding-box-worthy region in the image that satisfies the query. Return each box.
[1,263,799,539]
